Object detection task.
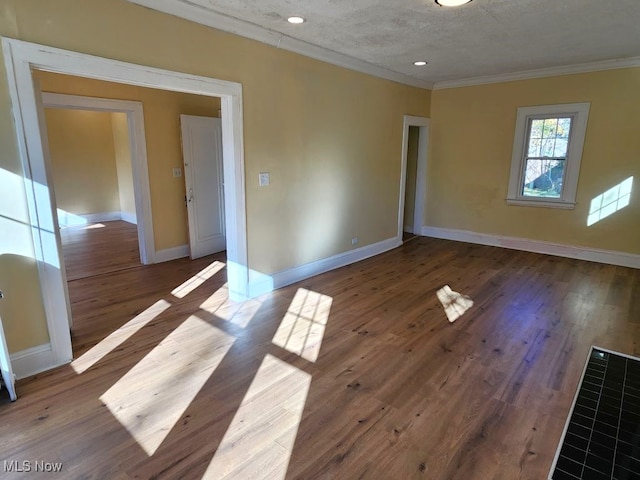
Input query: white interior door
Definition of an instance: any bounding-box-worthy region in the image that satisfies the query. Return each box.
[180,115,226,259]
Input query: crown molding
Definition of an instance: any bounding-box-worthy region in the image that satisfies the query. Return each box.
[128,0,434,90]
[433,56,640,90]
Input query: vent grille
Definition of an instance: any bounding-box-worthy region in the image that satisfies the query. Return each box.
[550,347,640,480]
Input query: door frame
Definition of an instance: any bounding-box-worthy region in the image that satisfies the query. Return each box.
[41,92,155,265]
[397,115,430,239]
[2,37,249,370]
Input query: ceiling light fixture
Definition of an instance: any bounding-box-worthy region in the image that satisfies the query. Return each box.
[287,16,305,24]
[435,0,472,6]
[413,61,428,66]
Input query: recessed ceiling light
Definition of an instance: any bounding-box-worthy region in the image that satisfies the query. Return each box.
[435,0,472,6]
[413,61,428,66]
[287,16,305,24]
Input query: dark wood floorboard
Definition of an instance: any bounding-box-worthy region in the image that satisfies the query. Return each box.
[1,236,638,479]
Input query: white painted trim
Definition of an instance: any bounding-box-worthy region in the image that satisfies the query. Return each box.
[398,116,430,241]
[263,237,402,296]
[1,37,249,374]
[505,199,576,209]
[80,211,122,223]
[434,56,640,90]
[59,211,138,225]
[9,343,60,380]
[421,226,640,269]
[42,92,154,264]
[120,211,137,224]
[127,0,433,90]
[154,244,189,263]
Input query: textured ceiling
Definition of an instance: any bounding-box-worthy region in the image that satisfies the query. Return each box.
[131,0,640,87]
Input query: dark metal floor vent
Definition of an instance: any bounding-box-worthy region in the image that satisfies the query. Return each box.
[549,347,640,480]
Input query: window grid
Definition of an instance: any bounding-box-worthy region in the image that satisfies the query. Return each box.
[521,116,573,199]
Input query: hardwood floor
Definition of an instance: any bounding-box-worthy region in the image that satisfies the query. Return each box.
[1,237,638,479]
[61,220,140,281]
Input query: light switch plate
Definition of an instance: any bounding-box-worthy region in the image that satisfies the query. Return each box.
[259,172,270,187]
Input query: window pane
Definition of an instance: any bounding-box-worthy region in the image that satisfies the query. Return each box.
[557,118,572,138]
[528,138,541,156]
[541,138,556,157]
[554,138,568,157]
[542,118,558,138]
[522,158,565,198]
[530,119,544,138]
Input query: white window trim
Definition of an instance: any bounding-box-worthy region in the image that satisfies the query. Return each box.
[507,102,590,209]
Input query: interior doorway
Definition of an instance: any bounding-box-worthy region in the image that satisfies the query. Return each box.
[398,115,429,243]
[34,73,228,357]
[2,37,248,374]
[41,93,153,282]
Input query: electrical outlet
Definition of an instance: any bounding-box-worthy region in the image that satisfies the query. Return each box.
[172,167,182,178]
[351,237,359,245]
[259,172,270,187]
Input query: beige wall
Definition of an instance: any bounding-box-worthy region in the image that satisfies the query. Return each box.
[37,71,220,250]
[0,0,430,352]
[403,126,419,231]
[111,112,136,221]
[45,108,120,215]
[428,68,640,254]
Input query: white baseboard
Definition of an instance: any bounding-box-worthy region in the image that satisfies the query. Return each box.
[80,211,122,223]
[120,211,137,225]
[155,244,189,263]
[248,236,402,296]
[421,226,640,269]
[10,343,54,380]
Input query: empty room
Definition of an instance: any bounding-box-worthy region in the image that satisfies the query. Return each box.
[0,1,638,479]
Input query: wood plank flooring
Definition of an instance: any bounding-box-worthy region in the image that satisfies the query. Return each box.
[61,220,140,281]
[1,235,638,479]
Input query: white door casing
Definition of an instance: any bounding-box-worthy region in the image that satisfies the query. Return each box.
[398,115,430,240]
[41,93,154,266]
[181,115,226,259]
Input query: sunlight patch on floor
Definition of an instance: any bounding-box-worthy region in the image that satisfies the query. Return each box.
[437,285,474,323]
[82,223,106,230]
[100,315,235,455]
[71,299,171,374]
[272,288,333,362]
[171,261,225,299]
[203,353,311,479]
[587,176,633,226]
[199,283,264,328]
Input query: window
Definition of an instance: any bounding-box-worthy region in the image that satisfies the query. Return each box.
[507,102,590,208]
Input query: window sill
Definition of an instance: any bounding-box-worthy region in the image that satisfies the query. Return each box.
[506,198,576,209]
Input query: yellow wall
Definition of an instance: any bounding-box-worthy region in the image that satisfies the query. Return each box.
[37,71,220,250]
[45,108,120,215]
[0,255,49,352]
[111,112,136,221]
[429,68,640,254]
[0,0,430,352]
